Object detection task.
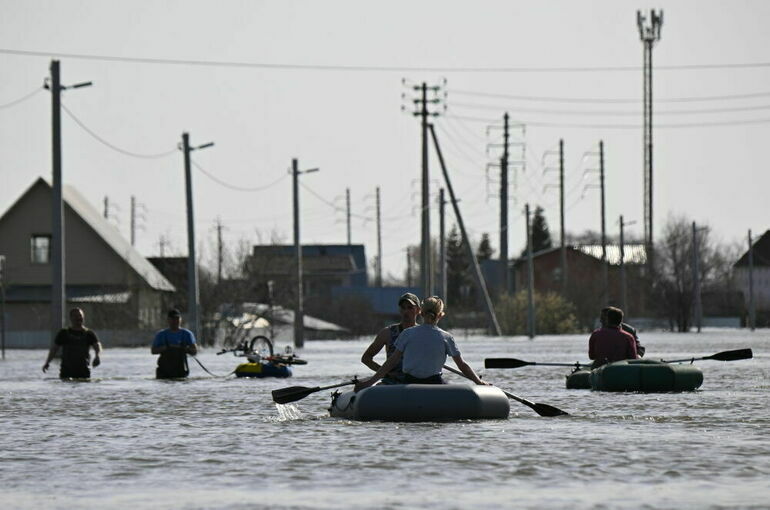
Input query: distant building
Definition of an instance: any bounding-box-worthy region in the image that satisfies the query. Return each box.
[733,229,770,313]
[248,244,367,301]
[0,178,174,347]
[510,243,647,327]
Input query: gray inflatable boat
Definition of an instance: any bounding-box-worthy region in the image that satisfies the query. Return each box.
[328,383,510,421]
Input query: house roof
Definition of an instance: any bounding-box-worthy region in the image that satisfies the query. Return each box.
[575,244,647,265]
[734,230,770,267]
[0,178,174,292]
[513,243,647,266]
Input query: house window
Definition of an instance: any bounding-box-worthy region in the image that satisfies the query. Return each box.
[30,235,51,264]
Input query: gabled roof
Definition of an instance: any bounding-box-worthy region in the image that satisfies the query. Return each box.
[734,230,770,267]
[513,244,647,266]
[575,244,647,265]
[0,178,174,292]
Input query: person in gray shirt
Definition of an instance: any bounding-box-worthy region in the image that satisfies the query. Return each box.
[355,296,488,389]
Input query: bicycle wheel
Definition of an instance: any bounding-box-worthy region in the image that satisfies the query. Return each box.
[248,335,274,358]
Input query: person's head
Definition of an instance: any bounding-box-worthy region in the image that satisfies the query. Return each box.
[167,309,182,329]
[605,307,623,327]
[420,296,445,324]
[398,292,420,325]
[69,307,85,328]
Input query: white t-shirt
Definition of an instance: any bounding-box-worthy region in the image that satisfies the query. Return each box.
[394,324,461,379]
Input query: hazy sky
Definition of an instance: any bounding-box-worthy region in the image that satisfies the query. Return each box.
[1,0,768,282]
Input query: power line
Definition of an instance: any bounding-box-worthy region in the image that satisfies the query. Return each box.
[4,48,770,73]
[0,86,42,109]
[299,181,372,221]
[450,88,770,104]
[450,100,770,117]
[60,103,178,158]
[191,160,288,192]
[445,113,770,129]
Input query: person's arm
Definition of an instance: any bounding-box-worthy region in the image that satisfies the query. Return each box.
[627,334,638,359]
[89,330,102,368]
[186,330,198,355]
[355,350,403,391]
[42,344,60,373]
[360,329,389,372]
[451,354,489,385]
[151,332,165,354]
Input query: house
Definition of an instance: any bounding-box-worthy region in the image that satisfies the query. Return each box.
[0,178,175,347]
[733,230,770,323]
[511,243,647,327]
[248,244,367,302]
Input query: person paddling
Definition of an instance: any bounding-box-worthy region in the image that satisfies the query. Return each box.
[589,306,638,369]
[355,296,488,390]
[42,307,102,379]
[151,309,197,379]
[600,306,645,357]
[360,292,420,384]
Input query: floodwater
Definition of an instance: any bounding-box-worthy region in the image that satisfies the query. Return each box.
[1,329,768,509]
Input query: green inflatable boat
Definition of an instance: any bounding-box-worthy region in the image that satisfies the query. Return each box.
[566,359,704,392]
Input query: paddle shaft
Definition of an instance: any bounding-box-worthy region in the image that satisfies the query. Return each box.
[485,358,586,369]
[442,365,568,417]
[272,380,356,404]
[663,348,752,364]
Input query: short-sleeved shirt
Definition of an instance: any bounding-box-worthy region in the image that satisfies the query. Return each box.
[395,324,461,379]
[55,328,99,376]
[588,326,637,366]
[152,328,196,349]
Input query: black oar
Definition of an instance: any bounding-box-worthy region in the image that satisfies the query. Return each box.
[485,358,586,369]
[272,379,357,405]
[442,365,568,417]
[662,348,753,364]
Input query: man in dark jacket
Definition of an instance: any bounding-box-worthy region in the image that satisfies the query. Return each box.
[43,307,102,379]
[589,307,638,368]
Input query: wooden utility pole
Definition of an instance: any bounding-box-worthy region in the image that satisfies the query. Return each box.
[291,158,319,348]
[181,132,213,341]
[346,187,351,247]
[47,60,91,339]
[439,188,447,302]
[375,187,382,287]
[429,124,501,335]
[525,204,535,339]
[216,217,224,284]
[692,222,703,332]
[748,229,755,331]
[559,139,567,295]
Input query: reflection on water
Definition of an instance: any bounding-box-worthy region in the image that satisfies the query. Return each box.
[0,330,768,509]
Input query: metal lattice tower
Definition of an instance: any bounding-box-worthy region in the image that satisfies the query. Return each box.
[637,9,663,264]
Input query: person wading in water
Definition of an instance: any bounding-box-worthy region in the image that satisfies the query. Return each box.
[151,309,197,379]
[360,292,420,384]
[355,296,488,390]
[42,307,102,379]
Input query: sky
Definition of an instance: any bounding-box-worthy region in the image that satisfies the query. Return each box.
[1,0,769,283]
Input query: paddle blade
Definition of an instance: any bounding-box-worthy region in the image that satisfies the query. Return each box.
[533,402,570,417]
[485,358,529,369]
[707,348,753,362]
[272,385,319,405]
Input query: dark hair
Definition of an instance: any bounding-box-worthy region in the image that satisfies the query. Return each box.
[606,307,623,327]
[167,309,182,318]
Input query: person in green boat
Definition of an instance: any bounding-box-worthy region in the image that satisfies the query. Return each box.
[589,307,638,368]
[600,306,645,357]
[355,296,488,390]
[360,292,421,384]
